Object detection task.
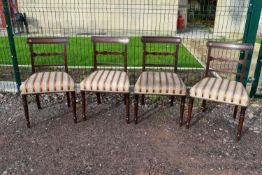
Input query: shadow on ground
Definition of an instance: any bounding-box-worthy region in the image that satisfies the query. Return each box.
[0,93,261,175]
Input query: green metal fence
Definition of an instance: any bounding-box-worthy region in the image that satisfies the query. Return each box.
[250,40,262,98]
[239,0,262,87]
[0,28,18,92]
[0,0,261,96]
[1,0,21,92]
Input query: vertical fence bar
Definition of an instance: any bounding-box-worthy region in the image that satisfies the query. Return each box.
[238,0,262,86]
[250,41,262,97]
[2,0,21,92]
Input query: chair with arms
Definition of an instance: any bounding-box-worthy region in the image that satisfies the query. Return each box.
[20,37,76,128]
[134,36,186,125]
[80,36,130,123]
[186,41,253,141]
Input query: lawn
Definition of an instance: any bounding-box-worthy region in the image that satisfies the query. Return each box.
[0,36,201,68]
[256,38,261,44]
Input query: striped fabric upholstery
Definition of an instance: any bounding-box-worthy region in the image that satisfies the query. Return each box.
[80,70,130,93]
[190,77,249,106]
[20,72,75,94]
[134,71,186,96]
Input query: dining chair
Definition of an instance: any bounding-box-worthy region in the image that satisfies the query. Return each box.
[80,36,130,123]
[20,37,76,128]
[134,36,186,125]
[186,41,253,141]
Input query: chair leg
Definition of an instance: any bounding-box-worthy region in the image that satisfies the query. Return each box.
[233,106,238,119]
[22,95,30,128]
[237,107,246,142]
[125,94,130,124]
[66,92,71,107]
[81,91,87,121]
[186,98,194,129]
[179,96,186,127]
[141,94,145,106]
[134,94,139,124]
[170,96,174,106]
[35,94,41,109]
[124,96,126,105]
[96,92,101,104]
[71,91,77,123]
[202,100,206,112]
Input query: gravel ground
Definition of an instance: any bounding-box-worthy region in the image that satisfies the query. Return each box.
[0,92,261,175]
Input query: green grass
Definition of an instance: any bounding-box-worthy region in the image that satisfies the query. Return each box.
[0,36,201,68]
[256,38,262,44]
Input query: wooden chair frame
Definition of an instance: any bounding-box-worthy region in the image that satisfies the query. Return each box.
[134,36,186,125]
[81,36,130,123]
[186,41,253,141]
[22,37,76,128]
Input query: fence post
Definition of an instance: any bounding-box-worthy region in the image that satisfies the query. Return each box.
[250,41,262,97]
[2,0,21,92]
[238,0,262,86]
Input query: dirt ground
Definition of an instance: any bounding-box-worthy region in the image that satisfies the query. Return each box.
[0,92,262,175]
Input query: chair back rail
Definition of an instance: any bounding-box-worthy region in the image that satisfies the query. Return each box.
[206,41,253,82]
[141,36,181,72]
[91,36,129,72]
[27,37,68,74]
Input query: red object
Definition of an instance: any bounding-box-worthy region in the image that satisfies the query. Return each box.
[0,2,6,28]
[0,0,19,28]
[177,15,184,30]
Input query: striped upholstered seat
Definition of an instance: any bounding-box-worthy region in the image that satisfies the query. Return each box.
[80,70,130,93]
[134,71,186,96]
[190,77,249,106]
[20,72,75,94]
